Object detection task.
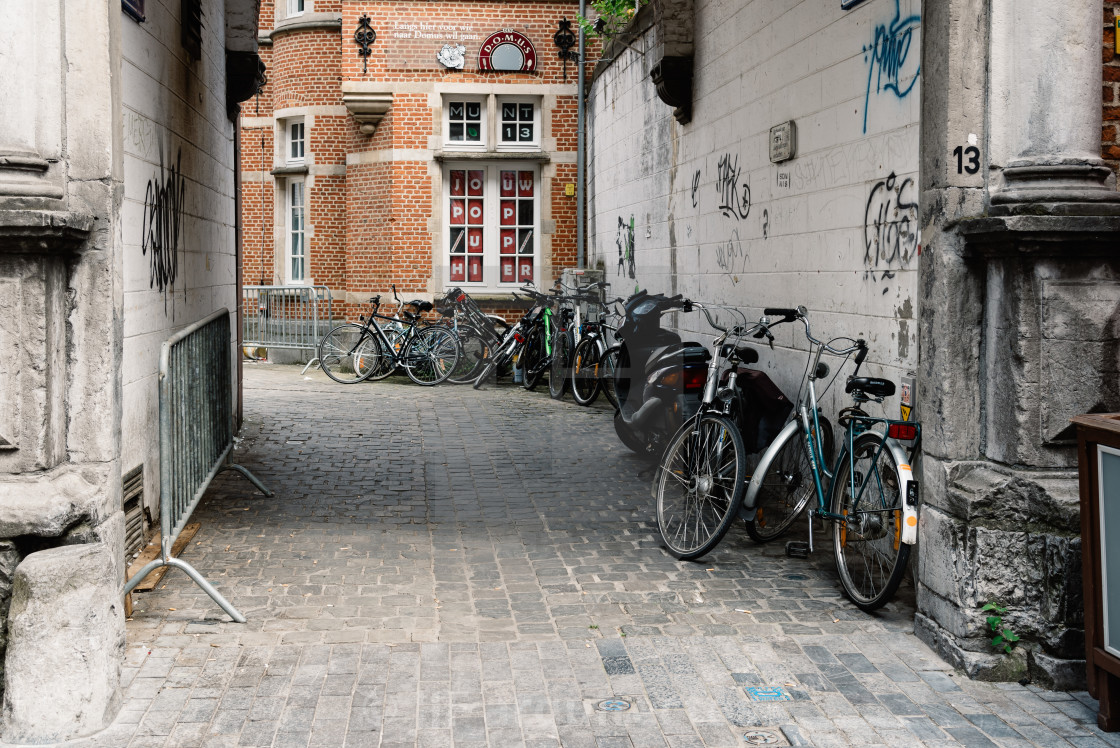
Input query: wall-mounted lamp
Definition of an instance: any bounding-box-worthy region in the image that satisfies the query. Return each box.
[553,18,578,81]
[354,14,376,74]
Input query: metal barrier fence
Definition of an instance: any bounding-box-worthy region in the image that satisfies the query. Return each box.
[242,285,335,354]
[124,309,271,622]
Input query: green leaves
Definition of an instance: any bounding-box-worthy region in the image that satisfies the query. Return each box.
[579,0,648,39]
[981,602,1019,654]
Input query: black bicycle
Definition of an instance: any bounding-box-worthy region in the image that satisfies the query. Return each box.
[317,289,460,385]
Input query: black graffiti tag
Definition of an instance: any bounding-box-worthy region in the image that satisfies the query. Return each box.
[715,153,750,220]
[691,169,701,208]
[142,147,187,300]
[863,172,917,283]
[616,215,635,280]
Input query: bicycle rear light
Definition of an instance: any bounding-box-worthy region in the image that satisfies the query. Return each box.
[513,332,525,343]
[888,423,918,441]
[683,368,707,392]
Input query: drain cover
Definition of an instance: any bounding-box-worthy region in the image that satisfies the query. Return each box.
[743,730,783,745]
[595,698,632,712]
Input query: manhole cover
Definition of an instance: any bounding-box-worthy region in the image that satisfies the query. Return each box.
[744,686,792,702]
[595,698,632,712]
[743,730,782,745]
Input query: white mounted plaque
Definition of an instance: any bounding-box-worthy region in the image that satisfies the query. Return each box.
[769,121,795,164]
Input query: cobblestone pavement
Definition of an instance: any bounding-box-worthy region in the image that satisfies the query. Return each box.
[79,364,1115,747]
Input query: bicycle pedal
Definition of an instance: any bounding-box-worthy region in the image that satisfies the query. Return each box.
[785,541,810,559]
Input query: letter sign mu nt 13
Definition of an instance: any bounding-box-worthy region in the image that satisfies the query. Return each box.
[478,30,536,72]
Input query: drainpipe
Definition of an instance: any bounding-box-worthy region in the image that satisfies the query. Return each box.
[576,0,586,269]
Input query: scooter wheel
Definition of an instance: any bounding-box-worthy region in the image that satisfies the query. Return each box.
[614,411,656,459]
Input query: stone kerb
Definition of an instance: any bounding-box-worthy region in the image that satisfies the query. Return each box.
[1,544,124,744]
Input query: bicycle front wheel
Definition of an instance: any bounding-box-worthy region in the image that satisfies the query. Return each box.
[446,325,489,385]
[600,345,621,409]
[318,324,378,384]
[655,414,747,560]
[521,326,546,391]
[549,330,572,399]
[747,417,833,543]
[831,431,910,611]
[570,337,602,406]
[403,327,460,385]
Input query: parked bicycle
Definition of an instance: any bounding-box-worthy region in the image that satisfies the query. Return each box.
[742,306,920,611]
[652,301,790,559]
[317,287,460,385]
[435,288,511,385]
[471,285,551,390]
[570,293,623,407]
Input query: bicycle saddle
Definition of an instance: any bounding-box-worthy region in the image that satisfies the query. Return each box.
[407,300,434,313]
[846,376,895,398]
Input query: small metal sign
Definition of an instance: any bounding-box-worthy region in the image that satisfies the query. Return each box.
[900,374,915,422]
[769,121,795,163]
[777,172,789,188]
[744,686,792,702]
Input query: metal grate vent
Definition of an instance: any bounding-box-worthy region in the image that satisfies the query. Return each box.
[122,465,145,558]
[181,0,203,59]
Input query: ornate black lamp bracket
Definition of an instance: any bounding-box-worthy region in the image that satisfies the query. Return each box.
[355,14,377,74]
[553,18,579,81]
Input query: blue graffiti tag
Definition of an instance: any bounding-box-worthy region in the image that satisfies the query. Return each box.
[862,0,920,134]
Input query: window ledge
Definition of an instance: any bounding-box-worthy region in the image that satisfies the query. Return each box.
[265,12,342,42]
[435,151,550,163]
[271,164,309,176]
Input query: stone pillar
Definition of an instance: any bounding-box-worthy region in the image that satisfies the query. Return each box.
[989,0,1116,205]
[917,0,1120,689]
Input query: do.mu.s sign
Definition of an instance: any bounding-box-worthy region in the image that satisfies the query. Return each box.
[478,30,536,72]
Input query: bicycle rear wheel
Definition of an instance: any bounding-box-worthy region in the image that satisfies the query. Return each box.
[549,329,572,399]
[318,324,378,384]
[403,326,460,385]
[655,414,747,560]
[831,431,910,611]
[746,417,833,543]
[570,337,602,406]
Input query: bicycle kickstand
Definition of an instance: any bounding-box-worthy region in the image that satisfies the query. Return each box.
[785,511,813,559]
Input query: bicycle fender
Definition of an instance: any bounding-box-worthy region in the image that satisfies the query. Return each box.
[742,419,803,511]
[885,438,919,545]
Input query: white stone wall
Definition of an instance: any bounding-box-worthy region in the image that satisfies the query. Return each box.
[121,0,239,516]
[588,0,921,415]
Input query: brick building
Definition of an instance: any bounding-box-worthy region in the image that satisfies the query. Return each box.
[241,0,584,322]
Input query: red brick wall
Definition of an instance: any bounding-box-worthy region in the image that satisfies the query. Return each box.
[1105,1,1120,176]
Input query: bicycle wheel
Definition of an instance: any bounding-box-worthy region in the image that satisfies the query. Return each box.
[746,417,833,543]
[600,345,621,409]
[549,329,572,399]
[521,326,546,391]
[318,324,378,384]
[570,337,602,406]
[831,431,910,611]
[403,326,460,385]
[446,325,489,385]
[655,413,747,560]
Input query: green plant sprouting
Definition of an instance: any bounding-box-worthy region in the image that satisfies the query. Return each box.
[981,602,1021,654]
[579,0,648,38]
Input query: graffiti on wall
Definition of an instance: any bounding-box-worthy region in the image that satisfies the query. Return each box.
[862,0,920,134]
[714,228,746,277]
[616,215,635,279]
[715,153,751,220]
[863,172,917,287]
[142,147,187,313]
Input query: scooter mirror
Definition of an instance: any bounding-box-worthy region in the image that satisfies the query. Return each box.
[796,305,808,317]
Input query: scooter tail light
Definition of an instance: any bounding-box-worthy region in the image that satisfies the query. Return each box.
[683,368,707,392]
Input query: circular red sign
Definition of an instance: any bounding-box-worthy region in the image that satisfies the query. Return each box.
[478,30,536,72]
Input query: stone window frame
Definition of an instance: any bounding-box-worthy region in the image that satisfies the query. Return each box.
[286,0,307,19]
[442,162,540,292]
[495,96,541,151]
[284,177,309,285]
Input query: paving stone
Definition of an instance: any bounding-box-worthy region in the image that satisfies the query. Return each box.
[93,366,1092,747]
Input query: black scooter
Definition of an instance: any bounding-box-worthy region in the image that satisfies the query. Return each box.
[612,291,712,459]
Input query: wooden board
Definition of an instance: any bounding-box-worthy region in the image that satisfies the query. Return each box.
[126,522,202,593]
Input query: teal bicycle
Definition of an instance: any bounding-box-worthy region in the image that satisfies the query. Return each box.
[743,306,921,611]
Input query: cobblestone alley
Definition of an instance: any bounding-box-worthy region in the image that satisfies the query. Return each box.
[91,364,1115,748]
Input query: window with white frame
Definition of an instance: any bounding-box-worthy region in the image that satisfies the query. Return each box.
[286,179,307,283]
[446,165,538,289]
[445,99,484,148]
[287,0,305,17]
[498,99,539,147]
[285,119,305,164]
